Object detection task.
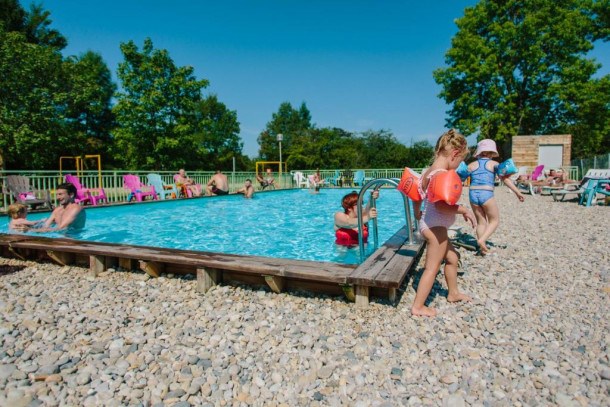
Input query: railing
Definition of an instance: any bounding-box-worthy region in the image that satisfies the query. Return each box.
[0,170,292,210]
[0,169,417,211]
[572,153,610,178]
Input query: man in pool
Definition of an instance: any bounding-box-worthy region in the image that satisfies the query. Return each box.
[207,170,229,196]
[236,179,254,198]
[14,183,86,233]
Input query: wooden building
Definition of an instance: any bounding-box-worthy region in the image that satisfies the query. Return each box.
[511,135,572,169]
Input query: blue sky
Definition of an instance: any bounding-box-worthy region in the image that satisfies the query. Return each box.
[36,1,610,157]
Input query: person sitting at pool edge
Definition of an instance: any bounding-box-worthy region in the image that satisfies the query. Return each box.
[207,170,229,196]
[14,183,86,233]
[237,179,254,198]
[334,190,379,246]
[175,169,202,197]
[256,168,275,189]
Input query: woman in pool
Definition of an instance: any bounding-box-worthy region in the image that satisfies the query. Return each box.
[334,190,379,246]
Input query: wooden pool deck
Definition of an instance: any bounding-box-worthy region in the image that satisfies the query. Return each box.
[0,226,424,307]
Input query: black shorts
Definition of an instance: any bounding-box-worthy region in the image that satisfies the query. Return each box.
[212,187,229,196]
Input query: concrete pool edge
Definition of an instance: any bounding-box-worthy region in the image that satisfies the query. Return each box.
[0,228,425,307]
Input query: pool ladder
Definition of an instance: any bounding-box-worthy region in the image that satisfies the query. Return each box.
[355,178,419,262]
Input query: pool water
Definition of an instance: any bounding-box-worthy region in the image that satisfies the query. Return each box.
[5,189,410,265]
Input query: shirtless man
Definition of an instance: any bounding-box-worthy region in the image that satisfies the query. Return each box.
[14,183,86,233]
[256,168,275,189]
[236,179,254,198]
[175,169,202,197]
[207,170,229,196]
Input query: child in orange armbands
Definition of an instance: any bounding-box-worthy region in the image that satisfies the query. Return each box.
[411,129,477,318]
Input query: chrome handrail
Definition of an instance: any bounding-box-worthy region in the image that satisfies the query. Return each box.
[356,178,418,261]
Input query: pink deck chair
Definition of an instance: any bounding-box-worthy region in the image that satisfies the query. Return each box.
[517,164,545,195]
[123,174,157,202]
[65,174,107,206]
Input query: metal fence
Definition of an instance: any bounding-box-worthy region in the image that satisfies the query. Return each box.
[572,153,610,178]
[1,169,412,212]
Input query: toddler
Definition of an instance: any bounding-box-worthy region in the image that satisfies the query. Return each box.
[467,139,524,254]
[8,203,42,231]
[412,129,477,317]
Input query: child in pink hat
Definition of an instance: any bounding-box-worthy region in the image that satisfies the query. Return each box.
[467,139,524,254]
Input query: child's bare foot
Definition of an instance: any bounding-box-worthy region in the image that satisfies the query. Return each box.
[447,292,472,303]
[411,305,437,317]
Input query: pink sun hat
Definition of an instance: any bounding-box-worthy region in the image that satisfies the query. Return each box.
[474,139,499,158]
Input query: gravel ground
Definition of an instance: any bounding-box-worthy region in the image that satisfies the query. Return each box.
[0,189,609,406]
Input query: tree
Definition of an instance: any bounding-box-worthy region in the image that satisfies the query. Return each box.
[64,51,116,161]
[193,94,248,170]
[113,38,209,170]
[359,130,412,168]
[257,102,312,161]
[434,0,610,157]
[0,29,69,169]
[0,0,67,49]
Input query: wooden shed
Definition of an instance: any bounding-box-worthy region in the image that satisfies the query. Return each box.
[511,135,572,169]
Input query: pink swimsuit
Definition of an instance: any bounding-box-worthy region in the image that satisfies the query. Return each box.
[418,170,456,232]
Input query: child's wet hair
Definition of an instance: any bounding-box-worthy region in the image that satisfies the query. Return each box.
[7,203,27,219]
[341,191,359,213]
[435,128,467,156]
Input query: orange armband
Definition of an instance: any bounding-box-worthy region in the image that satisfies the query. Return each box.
[426,170,462,206]
[397,167,423,202]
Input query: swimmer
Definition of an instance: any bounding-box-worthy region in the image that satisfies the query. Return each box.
[7,203,43,231]
[334,190,379,246]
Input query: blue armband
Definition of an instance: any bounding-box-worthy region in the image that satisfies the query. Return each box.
[456,161,470,181]
[496,158,518,177]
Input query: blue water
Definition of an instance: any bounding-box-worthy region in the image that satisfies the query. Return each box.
[4,189,410,265]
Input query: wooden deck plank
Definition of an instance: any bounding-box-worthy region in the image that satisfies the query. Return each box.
[371,243,425,288]
[0,234,354,283]
[350,227,411,281]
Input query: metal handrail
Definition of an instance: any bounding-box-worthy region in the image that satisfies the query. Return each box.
[355,178,418,262]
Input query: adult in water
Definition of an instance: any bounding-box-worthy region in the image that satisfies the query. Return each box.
[14,183,86,233]
[333,190,379,246]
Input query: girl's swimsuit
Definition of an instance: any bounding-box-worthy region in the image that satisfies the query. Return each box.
[469,158,496,206]
[418,169,456,232]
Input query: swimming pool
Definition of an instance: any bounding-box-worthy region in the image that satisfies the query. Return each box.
[5,189,409,265]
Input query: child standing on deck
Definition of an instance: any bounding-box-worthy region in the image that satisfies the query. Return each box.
[412,129,477,317]
[467,139,524,254]
[7,203,42,231]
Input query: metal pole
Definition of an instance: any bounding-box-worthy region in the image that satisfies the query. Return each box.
[277,133,283,188]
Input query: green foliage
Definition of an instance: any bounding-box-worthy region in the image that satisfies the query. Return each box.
[0,29,70,169]
[0,0,66,49]
[113,38,209,170]
[64,51,116,162]
[194,94,249,170]
[434,0,610,157]
[257,102,312,160]
[0,2,116,170]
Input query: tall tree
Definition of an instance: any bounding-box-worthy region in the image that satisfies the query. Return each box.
[113,38,209,170]
[434,0,610,157]
[193,94,247,170]
[0,29,69,169]
[64,51,116,161]
[257,102,312,161]
[0,0,66,49]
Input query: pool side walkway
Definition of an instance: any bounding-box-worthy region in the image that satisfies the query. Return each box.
[0,226,424,307]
